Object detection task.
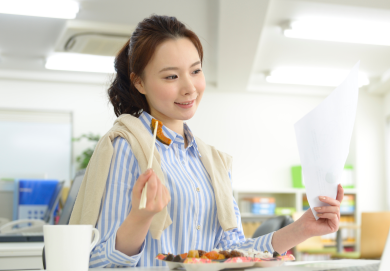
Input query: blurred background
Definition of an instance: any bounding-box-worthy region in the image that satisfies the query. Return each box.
[0,0,390,261]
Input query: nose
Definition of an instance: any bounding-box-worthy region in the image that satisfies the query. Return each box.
[180,74,196,96]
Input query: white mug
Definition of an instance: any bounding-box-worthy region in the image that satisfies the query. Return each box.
[43,225,100,271]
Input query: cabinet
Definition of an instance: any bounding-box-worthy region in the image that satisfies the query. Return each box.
[234,188,358,251]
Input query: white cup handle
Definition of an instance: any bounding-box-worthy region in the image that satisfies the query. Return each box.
[90,228,100,252]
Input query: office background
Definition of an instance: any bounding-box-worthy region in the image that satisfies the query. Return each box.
[0,0,390,259]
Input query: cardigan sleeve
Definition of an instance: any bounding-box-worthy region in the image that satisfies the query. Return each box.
[89,137,146,268]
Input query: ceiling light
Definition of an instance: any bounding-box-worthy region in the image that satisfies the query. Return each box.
[45,53,115,73]
[0,0,79,19]
[283,19,390,46]
[265,67,369,87]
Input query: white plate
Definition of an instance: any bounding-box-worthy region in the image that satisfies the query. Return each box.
[254,261,285,268]
[166,261,183,269]
[165,261,255,271]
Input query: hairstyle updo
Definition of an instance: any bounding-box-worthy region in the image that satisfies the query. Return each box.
[108,15,204,117]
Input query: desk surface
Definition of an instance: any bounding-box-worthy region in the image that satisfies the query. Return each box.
[0,242,44,270]
[12,259,381,271]
[0,242,44,257]
[0,243,380,271]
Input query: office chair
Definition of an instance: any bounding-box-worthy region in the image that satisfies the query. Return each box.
[42,169,85,269]
[252,215,294,238]
[331,212,390,259]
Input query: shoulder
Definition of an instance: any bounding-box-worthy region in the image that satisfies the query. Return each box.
[111,136,134,157]
[195,136,232,171]
[112,136,128,146]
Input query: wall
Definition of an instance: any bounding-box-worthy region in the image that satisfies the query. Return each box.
[188,88,324,191]
[189,88,386,203]
[0,78,387,213]
[385,92,390,117]
[384,92,390,210]
[0,78,116,177]
[354,91,386,212]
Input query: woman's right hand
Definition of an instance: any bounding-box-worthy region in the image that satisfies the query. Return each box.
[129,168,171,222]
[116,169,170,256]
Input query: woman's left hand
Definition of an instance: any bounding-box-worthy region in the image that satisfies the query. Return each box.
[297,184,344,237]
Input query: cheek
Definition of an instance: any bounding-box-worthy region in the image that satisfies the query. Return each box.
[195,75,206,95]
[147,80,176,103]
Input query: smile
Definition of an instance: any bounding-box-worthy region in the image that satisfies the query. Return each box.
[174,100,194,105]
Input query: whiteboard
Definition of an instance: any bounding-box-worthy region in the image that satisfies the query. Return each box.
[0,109,72,183]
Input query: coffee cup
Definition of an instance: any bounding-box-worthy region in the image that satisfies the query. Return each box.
[43,225,100,271]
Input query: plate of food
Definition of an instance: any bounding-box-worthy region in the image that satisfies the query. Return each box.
[156,248,295,270]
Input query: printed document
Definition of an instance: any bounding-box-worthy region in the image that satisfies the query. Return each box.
[294,62,359,219]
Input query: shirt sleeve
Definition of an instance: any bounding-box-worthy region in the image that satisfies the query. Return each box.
[89,137,145,268]
[215,171,286,255]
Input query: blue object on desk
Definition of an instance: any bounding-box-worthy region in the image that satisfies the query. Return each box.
[13,179,59,222]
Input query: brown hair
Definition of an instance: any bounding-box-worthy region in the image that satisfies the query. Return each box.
[108,15,204,117]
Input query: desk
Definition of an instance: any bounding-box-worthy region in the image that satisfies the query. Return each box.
[9,259,381,271]
[0,242,44,270]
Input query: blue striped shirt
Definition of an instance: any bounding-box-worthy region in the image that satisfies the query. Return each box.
[89,112,277,268]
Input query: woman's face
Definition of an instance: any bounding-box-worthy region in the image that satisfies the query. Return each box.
[134,38,206,123]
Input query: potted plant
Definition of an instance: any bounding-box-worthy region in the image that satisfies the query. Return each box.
[72,133,100,169]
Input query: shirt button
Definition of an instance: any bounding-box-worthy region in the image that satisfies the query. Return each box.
[196,225,201,230]
[196,187,200,192]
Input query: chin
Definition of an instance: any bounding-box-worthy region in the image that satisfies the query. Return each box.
[173,110,196,121]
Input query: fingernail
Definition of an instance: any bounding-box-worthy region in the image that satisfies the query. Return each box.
[144,168,153,175]
[317,213,323,216]
[319,196,326,200]
[314,207,321,211]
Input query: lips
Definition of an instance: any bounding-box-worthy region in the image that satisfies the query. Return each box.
[174,99,195,109]
[174,100,194,105]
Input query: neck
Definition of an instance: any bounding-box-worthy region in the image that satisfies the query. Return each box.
[149,110,188,147]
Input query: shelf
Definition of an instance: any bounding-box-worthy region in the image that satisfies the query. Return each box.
[234,188,302,194]
[323,241,356,247]
[241,213,276,219]
[234,188,357,194]
[340,212,355,216]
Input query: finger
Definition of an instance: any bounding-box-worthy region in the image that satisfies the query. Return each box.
[146,173,158,206]
[317,212,338,223]
[159,186,169,211]
[336,184,344,203]
[133,169,154,196]
[318,196,341,207]
[314,206,340,214]
[154,176,163,203]
[164,186,171,203]
[162,186,170,205]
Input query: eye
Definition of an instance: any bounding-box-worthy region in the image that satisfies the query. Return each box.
[165,75,178,80]
[193,69,202,74]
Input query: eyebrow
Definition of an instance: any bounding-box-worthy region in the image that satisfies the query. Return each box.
[158,61,201,73]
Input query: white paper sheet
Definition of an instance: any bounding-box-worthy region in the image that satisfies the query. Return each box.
[294,62,360,219]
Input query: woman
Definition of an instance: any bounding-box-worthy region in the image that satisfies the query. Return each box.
[70,15,344,268]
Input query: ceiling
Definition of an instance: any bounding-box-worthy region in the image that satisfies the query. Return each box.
[0,0,389,95]
[251,0,390,94]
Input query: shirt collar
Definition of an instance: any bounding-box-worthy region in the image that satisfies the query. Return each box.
[139,111,201,156]
[183,122,201,157]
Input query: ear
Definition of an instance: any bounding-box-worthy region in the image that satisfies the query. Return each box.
[130,72,146,95]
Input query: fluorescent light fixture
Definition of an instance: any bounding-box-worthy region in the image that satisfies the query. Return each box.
[266,67,369,87]
[0,0,79,19]
[283,19,390,46]
[46,53,116,73]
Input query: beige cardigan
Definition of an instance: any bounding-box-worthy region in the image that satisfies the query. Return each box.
[69,114,237,240]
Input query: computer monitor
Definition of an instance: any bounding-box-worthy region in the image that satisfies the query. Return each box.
[378,228,390,271]
[43,181,64,223]
[58,169,85,225]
